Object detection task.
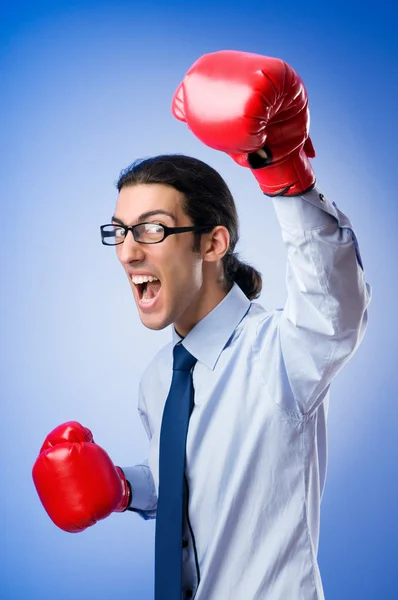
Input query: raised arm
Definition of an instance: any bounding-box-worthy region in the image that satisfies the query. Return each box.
[261,188,370,414]
[172,50,371,414]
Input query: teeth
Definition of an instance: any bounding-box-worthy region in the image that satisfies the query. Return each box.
[131,275,159,284]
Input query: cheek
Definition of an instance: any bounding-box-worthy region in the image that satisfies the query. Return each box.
[158,239,201,287]
[170,255,202,292]
[158,239,190,271]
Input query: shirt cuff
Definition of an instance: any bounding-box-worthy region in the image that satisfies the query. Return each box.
[272,184,364,271]
[272,185,354,231]
[122,464,157,516]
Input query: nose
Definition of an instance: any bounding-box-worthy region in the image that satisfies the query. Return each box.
[117,230,146,265]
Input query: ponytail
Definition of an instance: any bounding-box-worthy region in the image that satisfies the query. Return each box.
[223,252,262,301]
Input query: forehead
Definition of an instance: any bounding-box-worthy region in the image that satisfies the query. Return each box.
[115,183,185,223]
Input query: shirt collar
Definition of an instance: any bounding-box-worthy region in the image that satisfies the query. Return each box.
[171,283,251,370]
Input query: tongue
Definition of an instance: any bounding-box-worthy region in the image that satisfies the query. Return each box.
[144,280,161,300]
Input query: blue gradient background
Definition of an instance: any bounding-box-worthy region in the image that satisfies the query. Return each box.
[1,1,397,598]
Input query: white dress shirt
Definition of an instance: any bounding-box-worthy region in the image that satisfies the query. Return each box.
[123,186,371,600]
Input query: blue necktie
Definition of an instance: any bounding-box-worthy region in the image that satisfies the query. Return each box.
[155,343,197,600]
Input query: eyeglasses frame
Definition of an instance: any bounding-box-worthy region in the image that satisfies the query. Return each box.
[100,222,216,246]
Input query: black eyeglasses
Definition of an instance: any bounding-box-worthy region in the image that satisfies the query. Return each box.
[100,222,215,246]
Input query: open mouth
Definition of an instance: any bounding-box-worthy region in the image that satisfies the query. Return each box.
[135,279,162,304]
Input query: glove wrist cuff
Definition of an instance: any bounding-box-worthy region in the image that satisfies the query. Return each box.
[114,466,132,512]
[251,150,315,197]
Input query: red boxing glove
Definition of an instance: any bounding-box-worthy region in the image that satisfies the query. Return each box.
[32,421,131,533]
[172,50,316,196]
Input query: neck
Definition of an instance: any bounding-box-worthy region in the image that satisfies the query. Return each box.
[174,280,232,338]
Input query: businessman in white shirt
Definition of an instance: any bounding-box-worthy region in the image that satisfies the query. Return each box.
[33,50,371,600]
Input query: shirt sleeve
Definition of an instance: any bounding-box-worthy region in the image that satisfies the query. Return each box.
[122,387,158,520]
[122,460,157,520]
[258,185,371,416]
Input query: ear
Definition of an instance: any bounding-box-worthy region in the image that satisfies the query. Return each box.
[202,226,230,263]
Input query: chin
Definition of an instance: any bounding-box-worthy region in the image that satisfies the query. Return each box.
[138,311,173,331]
[135,292,193,333]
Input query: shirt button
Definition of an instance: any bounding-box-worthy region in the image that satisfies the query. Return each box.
[182,538,188,548]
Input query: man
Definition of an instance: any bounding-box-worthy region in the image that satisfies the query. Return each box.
[33,51,371,599]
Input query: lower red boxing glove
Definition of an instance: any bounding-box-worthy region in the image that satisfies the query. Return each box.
[172,50,316,196]
[32,421,131,533]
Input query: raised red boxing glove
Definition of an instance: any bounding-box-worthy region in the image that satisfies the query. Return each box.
[172,50,316,196]
[32,421,131,533]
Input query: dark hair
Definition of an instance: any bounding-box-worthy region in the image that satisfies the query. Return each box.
[116,154,262,300]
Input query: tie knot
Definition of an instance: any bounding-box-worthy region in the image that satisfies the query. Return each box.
[173,344,197,371]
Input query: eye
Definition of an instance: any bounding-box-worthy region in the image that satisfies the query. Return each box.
[145,223,164,233]
[114,226,125,237]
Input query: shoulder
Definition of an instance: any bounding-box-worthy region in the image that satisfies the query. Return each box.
[245,302,284,349]
[245,301,281,331]
[229,300,281,350]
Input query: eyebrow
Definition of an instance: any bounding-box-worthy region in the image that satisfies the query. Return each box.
[112,210,177,226]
